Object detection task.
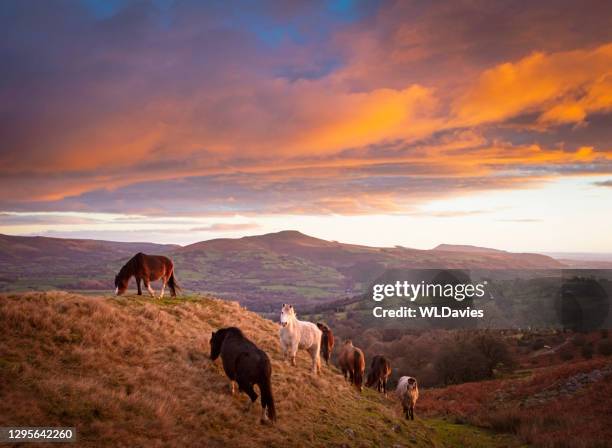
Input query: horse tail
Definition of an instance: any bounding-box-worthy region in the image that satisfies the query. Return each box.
[354,349,364,389]
[168,270,181,296]
[260,361,276,422]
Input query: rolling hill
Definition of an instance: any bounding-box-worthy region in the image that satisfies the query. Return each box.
[172,231,564,310]
[0,231,565,310]
[0,292,523,447]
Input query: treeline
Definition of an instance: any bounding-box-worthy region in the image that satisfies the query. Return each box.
[329,321,516,387]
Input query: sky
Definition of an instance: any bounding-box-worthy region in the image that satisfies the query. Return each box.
[1,0,612,251]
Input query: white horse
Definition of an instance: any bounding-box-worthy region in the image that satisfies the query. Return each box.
[279,304,322,374]
[396,376,419,420]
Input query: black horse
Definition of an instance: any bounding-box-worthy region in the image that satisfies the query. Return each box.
[210,327,276,423]
[366,355,392,395]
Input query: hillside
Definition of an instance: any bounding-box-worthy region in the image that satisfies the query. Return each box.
[0,292,522,447]
[0,231,565,310]
[420,358,612,447]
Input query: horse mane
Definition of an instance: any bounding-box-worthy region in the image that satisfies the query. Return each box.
[219,327,245,338]
[118,252,143,279]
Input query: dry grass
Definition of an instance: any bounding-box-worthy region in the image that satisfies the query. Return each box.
[0,292,443,448]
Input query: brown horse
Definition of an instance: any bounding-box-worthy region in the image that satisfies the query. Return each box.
[210,327,276,423]
[338,340,365,391]
[366,355,391,395]
[316,322,334,366]
[114,252,180,298]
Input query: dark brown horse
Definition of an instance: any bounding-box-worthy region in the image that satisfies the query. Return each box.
[114,252,179,298]
[338,340,365,391]
[366,355,392,395]
[316,322,334,366]
[210,327,276,423]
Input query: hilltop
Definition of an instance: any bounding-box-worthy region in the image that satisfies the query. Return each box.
[0,292,522,447]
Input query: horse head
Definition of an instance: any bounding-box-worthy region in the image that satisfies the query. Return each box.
[280,303,296,327]
[407,377,418,389]
[209,330,223,360]
[365,370,376,388]
[114,274,128,295]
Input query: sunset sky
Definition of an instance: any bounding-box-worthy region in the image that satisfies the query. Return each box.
[1,0,612,251]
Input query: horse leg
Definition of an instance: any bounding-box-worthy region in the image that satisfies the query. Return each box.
[307,346,318,374]
[159,279,166,299]
[280,340,287,362]
[237,379,258,412]
[290,343,298,366]
[136,277,142,296]
[144,280,155,298]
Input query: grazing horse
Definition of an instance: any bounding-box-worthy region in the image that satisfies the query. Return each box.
[396,376,419,420]
[366,355,392,395]
[210,327,276,423]
[316,322,335,366]
[338,340,366,391]
[114,252,179,298]
[279,304,322,374]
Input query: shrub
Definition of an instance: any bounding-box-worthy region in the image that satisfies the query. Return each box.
[433,333,514,385]
[559,346,574,361]
[581,343,594,359]
[572,334,586,347]
[531,338,545,351]
[598,339,612,356]
[434,341,490,385]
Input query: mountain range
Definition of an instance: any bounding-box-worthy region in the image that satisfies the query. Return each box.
[0,230,602,311]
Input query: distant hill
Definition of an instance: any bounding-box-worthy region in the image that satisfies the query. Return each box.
[0,292,524,447]
[0,234,178,265]
[171,231,566,311]
[0,234,177,290]
[0,231,564,309]
[433,243,506,254]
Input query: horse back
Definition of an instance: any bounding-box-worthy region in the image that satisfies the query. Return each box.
[134,253,173,280]
[338,344,353,370]
[220,331,268,381]
[297,320,321,348]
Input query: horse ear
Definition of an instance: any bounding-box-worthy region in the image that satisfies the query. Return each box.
[211,331,216,337]
[289,304,293,309]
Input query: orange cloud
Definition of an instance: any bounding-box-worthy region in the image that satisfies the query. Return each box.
[293,84,440,153]
[453,43,612,126]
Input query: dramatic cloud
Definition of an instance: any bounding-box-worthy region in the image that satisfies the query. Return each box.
[453,44,612,126]
[1,0,611,222]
